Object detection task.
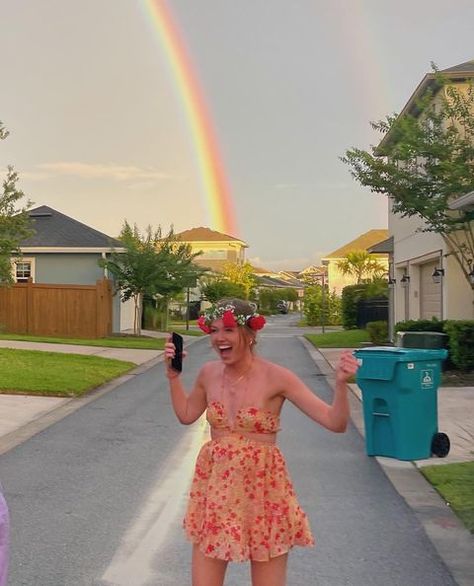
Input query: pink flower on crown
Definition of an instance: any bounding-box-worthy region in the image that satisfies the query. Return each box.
[197,315,211,334]
[222,309,238,328]
[248,315,266,331]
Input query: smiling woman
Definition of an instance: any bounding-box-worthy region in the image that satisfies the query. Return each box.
[164,298,359,586]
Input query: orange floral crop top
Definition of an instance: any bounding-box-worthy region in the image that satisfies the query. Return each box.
[206,401,280,434]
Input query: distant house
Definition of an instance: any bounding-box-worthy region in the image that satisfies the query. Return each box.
[174,227,248,273]
[321,229,389,295]
[377,60,474,327]
[14,205,134,332]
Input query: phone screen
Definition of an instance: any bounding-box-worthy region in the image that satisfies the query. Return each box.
[171,332,184,372]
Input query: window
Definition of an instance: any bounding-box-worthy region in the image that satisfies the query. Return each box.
[13,259,34,283]
[200,249,228,260]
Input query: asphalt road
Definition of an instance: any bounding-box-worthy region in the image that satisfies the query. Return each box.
[1,314,457,585]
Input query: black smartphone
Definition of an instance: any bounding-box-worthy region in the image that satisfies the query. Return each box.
[171,332,184,372]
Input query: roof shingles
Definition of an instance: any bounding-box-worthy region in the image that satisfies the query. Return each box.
[21,206,122,248]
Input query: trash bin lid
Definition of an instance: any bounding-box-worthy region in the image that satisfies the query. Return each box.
[354,347,448,361]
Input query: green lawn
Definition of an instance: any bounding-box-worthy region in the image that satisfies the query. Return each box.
[168,327,203,337]
[305,329,370,348]
[0,348,135,397]
[421,462,474,533]
[0,332,166,349]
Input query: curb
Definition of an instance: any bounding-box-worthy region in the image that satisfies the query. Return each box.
[299,336,474,586]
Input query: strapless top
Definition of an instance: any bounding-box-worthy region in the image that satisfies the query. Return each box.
[206,400,280,434]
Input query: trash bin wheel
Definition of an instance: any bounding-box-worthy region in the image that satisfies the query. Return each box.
[431,432,450,458]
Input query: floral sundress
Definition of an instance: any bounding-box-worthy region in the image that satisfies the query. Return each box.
[183,401,314,562]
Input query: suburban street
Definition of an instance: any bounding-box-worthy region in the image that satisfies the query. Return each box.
[1,314,457,585]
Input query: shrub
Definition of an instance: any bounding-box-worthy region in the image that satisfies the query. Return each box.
[444,321,474,372]
[394,318,446,333]
[366,320,388,345]
[341,284,371,329]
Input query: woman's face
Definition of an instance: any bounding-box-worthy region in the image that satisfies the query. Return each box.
[209,319,251,365]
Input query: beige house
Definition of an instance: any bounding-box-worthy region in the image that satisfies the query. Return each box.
[321,229,389,295]
[377,60,474,327]
[175,227,248,273]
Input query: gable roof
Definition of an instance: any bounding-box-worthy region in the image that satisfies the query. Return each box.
[175,226,247,246]
[323,229,389,259]
[377,59,474,154]
[441,60,474,74]
[20,205,123,248]
[367,235,394,254]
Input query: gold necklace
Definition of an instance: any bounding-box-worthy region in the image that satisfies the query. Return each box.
[223,361,253,390]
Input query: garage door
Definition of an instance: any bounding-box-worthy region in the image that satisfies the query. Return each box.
[420,261,441,319]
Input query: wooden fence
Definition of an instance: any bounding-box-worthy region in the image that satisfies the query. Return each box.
[0,278,113,338]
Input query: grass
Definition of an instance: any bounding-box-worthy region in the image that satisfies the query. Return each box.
[0,332,166,350]
[167,327,203,337]
[0,348,135,397]
[305,329,370,348]
[421,462,474,533]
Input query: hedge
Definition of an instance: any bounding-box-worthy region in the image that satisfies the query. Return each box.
[444,321,474,372]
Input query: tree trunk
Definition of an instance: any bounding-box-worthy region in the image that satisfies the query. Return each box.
[133,293,142,336]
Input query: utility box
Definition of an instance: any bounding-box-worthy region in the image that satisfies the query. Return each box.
[354,347,449,461]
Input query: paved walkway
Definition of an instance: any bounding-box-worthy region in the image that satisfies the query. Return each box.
[1,335,473,584]
[0,334,167,444]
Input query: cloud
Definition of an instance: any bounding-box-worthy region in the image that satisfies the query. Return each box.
[22,161,174,183]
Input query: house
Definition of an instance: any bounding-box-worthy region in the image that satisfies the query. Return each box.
[377,60,474,330]
[14,205,134,332]
[321,229,389,295]
[174,227,248,273]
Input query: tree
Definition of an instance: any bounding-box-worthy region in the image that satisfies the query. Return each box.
[100,222,202,335]
[222,261,257,300]
[303,285,341,326]
[336,250,387,284]
[201,279,246,304]
[0,121,33,284]
[342,71,474,289]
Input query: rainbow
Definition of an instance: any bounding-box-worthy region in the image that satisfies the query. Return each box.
[142,0,238,236]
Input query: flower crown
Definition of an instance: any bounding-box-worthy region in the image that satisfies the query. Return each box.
[197,303,266,334]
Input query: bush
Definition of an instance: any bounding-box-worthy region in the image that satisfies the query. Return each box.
[444,321,474,372]
[341,284,371,329]
[394,318,446,333]
[366,320,388,345]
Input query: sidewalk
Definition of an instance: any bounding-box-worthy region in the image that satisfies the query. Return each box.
[0,332,170,445]
[302,342,474,586]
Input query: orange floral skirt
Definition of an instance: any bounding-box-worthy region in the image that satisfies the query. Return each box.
[183,435,314,562]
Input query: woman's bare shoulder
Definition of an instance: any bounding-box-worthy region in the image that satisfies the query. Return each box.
[256,357,293,380]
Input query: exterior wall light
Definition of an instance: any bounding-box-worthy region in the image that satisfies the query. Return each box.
[400,274,410,287]
[388,277,396,287]
[432,267,445,284]
[469,268,474,286]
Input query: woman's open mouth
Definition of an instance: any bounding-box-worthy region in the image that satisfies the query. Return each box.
[218,344,232,359]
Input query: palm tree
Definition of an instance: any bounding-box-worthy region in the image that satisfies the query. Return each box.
[336,250,386,284]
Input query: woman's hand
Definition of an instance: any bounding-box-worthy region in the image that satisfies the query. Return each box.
[335,350,359,385]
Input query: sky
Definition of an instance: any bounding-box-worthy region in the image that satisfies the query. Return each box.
[1,0,473,271]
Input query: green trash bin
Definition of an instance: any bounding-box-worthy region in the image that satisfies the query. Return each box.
[354,347,450,461]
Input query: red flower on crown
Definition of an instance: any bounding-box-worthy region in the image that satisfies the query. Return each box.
[222,310,238,328]
[247,315,266,331]
[197,315,211,334]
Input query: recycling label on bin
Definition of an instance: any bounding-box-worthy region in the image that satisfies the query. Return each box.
[421,369,434,389]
